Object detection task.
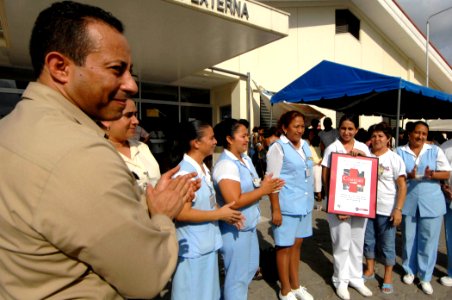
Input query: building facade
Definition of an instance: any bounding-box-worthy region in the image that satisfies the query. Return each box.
[213,0,452,129]
[0,0,451,166]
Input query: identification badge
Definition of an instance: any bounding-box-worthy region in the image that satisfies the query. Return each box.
[305,168,311,178]
[209,194,216,208]
[253,178,261,188]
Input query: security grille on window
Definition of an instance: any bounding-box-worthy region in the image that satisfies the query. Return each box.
[335,9,360,40]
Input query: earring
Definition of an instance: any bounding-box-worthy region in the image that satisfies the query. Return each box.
[104,126,110,139]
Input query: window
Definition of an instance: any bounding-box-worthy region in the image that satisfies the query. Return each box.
[220,105,231,120]
[140,82,178,102]
[180,87,210,104]
[335,9,360,40]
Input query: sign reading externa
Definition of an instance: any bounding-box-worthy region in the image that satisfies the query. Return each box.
[192,0,249,20]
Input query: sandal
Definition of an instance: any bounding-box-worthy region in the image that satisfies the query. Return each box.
[362,273,375,281]
[381,283,393,294]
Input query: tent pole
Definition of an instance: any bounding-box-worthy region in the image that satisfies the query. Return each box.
[395,88,401,147]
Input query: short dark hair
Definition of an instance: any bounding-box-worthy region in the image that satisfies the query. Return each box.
[277,110,305,133]
[412,120,429,132]
[323,117,333,128]
[371,122,392,139]
[29,1,124,77]
[405,121,415,133]
[263,126,279,138]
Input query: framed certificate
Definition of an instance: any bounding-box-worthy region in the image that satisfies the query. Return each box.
[327,153,378,218]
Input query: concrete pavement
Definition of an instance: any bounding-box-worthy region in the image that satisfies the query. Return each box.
[154,196,451,299]
[249,197,452,300]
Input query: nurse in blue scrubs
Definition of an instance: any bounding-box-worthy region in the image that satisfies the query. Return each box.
[266,111,314,300]
[212,118,284,300]
[396,121,451,295]
[171,120,244,300]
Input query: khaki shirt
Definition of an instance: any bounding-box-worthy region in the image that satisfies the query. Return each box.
[0,82,178,299]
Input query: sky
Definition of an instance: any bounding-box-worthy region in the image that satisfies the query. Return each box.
[397,0,452,66]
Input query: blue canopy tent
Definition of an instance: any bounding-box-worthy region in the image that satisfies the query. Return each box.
[271,60,452,145]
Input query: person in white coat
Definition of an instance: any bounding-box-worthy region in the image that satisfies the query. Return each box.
[101,99,161,189]
[322,114,372,300]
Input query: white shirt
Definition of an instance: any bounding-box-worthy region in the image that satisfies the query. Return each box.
[371,149,406,216]
[398,143,452,172]
[120,139,161,189]
[213,149,253,183]
[322,138,371,168]
[175,153,211,181]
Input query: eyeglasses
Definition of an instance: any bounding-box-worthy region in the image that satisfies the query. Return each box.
[123,111,138,118]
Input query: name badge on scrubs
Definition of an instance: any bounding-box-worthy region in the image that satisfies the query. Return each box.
[209,193,216,208]
[305,168,311,178]
[253,177,261,188]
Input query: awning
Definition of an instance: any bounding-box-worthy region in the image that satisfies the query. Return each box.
[271,60,452,119]
[256,84,324,125]
[428,119,452,132]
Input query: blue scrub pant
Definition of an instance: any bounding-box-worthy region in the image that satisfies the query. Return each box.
[445,204,452,277]
[171,251,220,300]
[402,213,443,282]
[220,224,259,300]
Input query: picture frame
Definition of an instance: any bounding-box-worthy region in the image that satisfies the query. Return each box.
[327,152,378,218]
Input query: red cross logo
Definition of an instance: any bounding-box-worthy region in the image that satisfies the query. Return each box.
[342,168,365,193]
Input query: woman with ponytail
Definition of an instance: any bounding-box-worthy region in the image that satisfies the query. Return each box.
[171,120,243,300]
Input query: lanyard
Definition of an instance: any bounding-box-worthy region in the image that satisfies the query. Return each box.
[239,157,261,187]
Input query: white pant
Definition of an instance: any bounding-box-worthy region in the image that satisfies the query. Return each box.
[327,213,367,287]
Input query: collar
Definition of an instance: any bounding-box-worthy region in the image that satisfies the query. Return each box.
[22,82,106,138]
[280,134,305,148]
[334,138,351,151]
[400,143,432,156]
[224,149,244,161]
[183,153,209,178]
[128,139,141,159]
[280,135,290,144]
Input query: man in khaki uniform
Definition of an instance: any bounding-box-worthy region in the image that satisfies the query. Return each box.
[0,1,195,299]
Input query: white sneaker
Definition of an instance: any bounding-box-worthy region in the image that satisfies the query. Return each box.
[420,281,433,295]
[403,273,415,285]
[291,286,314,300]
[440,276,452,287]
[279,291,297,300]
[349,283,373,297]
[336,284,350,300]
